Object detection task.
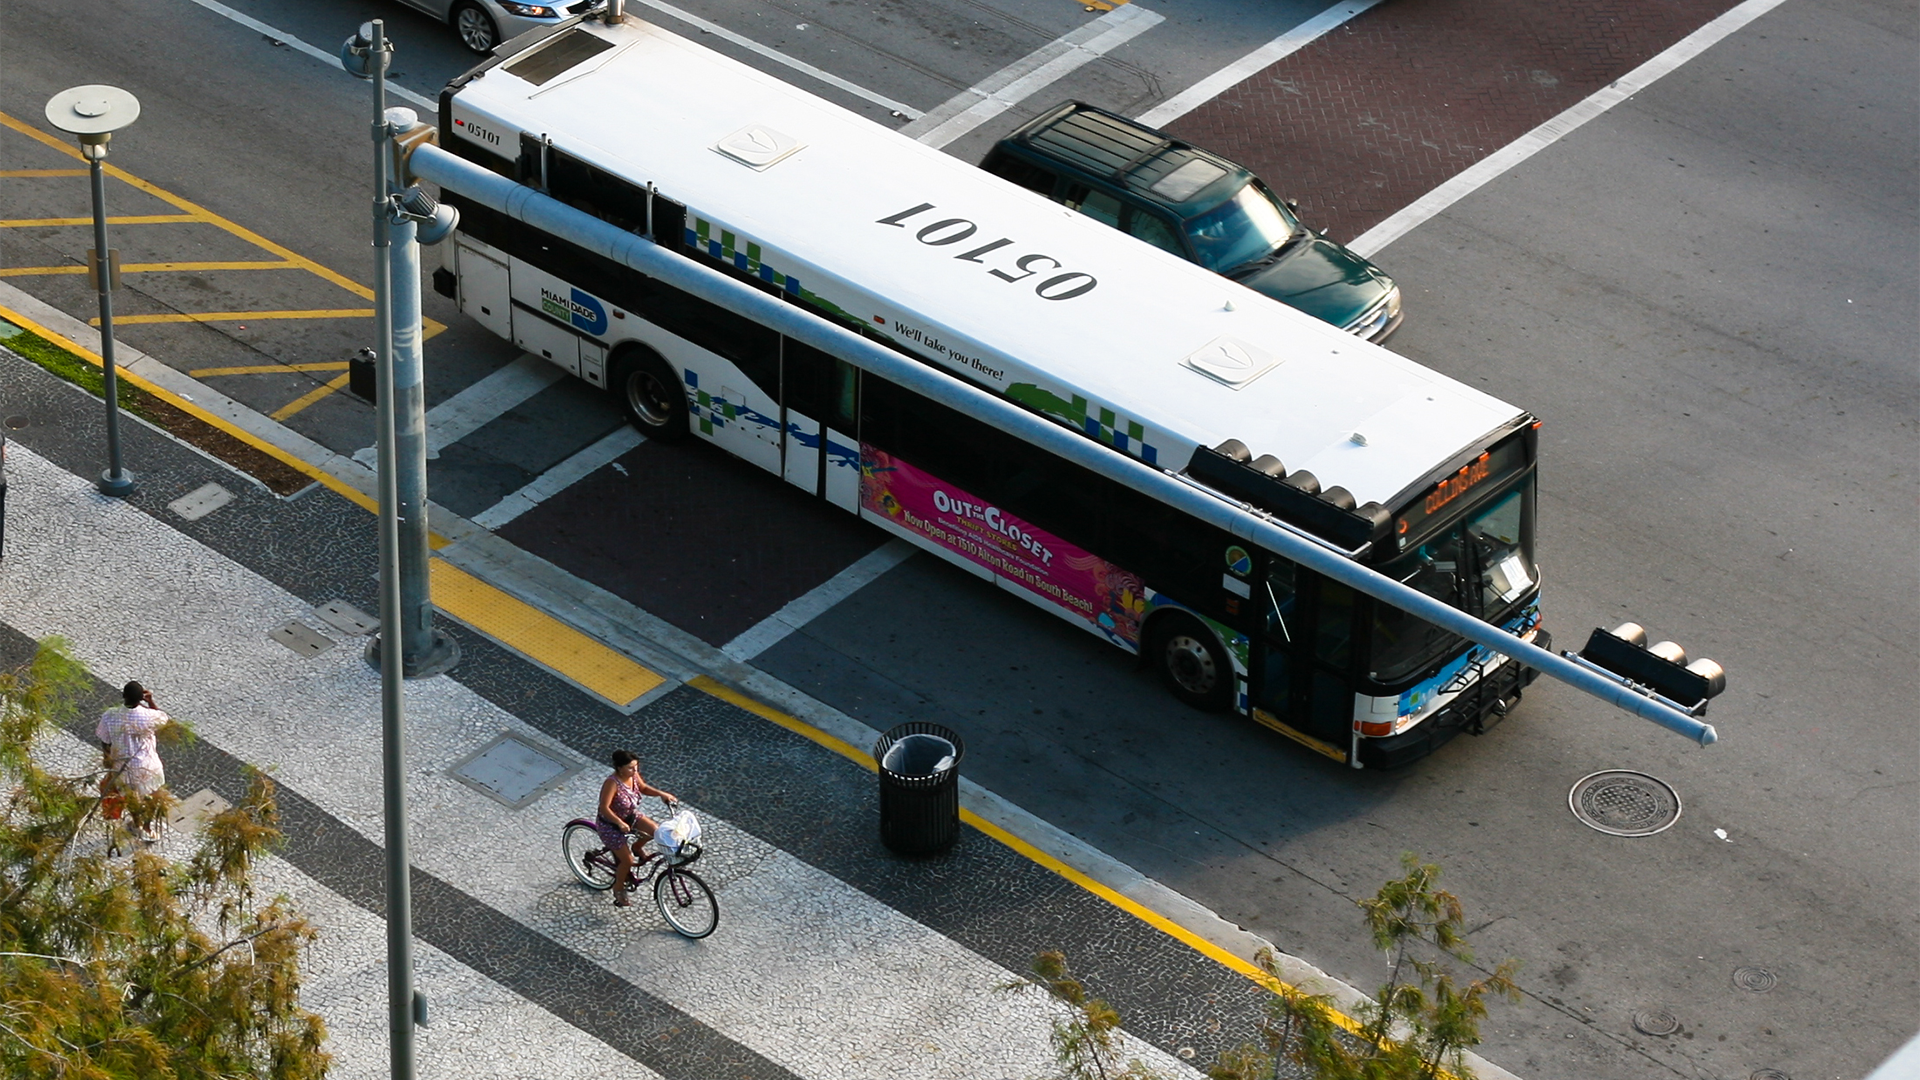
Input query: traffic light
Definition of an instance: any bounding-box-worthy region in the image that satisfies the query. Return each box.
[1571,622,1727,714]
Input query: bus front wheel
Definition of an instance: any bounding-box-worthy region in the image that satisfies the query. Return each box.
[1151,613,1233,712]
[612,351,690,442]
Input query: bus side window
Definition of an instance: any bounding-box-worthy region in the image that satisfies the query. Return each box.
[831,359,858,433]
[624,274,778,397]
[518,132,544,190]
[783,338,831,419]
[1265,558,1296,644]
[547,147,648,233]
[1314,577,1354,668]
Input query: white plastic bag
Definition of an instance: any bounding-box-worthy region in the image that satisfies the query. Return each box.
[651,808,701,855]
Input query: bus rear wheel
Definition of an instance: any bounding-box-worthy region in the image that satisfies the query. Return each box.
[1152,613,1233,712]
[612,350,689,442]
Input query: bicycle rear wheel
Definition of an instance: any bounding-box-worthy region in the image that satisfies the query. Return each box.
[563,822,617,890]
[653,868,718,938]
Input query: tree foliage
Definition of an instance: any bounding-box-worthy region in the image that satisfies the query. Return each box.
[1005,950,1167,1080]
[1213,853,1519,1080]
[1015,854,1519,1080]
[0,637,331,1079]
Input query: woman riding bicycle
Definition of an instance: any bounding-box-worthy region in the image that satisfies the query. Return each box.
[597,750,677,907]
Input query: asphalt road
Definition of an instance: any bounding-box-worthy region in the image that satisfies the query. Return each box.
[1,1,1913,1078]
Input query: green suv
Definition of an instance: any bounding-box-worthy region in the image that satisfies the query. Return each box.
[982,102,1402,343]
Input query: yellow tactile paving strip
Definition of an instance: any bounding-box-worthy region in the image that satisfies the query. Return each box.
[430,559,666,707]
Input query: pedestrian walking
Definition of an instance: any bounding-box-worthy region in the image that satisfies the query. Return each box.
[96,680,170,841]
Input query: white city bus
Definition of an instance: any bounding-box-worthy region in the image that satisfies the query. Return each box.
[430,13,1549,768]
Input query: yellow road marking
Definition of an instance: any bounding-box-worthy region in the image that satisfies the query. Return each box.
[191,361,351,377]
[0,168,89,177]
[0,214,201,228]
[0,110,377,302]
[271,371,355,421]
[93,308,376,327]
[430,559,667,706]
[0,260,301,277]
[0,110,444,338]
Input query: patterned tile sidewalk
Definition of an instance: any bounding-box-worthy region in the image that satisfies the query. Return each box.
[0,438,1212,1080]
[0,342,1278,1078]
[1165,0,1746,242]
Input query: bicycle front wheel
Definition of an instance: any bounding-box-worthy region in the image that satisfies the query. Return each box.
[654,868,718,938]
[563,823,617,890]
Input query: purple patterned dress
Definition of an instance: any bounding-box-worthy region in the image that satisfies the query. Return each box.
[595,777,642,850]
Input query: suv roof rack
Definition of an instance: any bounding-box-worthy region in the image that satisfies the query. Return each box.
[1017,103,1208,187]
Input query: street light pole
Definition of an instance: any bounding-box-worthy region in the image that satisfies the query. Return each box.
[45,85,139,497]
[344,21,417,1080]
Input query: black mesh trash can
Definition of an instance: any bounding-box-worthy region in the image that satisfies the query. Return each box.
[874,722,964,856]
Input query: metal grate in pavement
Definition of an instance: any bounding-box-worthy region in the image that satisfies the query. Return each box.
[450,731,581,809]
[315,599,378,636]
[168,482,234,521]
[269,620,336,657]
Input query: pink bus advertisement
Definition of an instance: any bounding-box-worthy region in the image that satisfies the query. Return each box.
[860,446,1146,649]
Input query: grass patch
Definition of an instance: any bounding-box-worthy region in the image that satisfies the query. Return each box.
[0,319,314,496]
[0,321,154,421]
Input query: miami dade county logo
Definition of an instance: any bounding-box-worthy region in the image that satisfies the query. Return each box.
[1224,545,1252,577]
[540,286,607,336]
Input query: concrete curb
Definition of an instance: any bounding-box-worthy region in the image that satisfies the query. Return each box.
[0,277,1522,1080]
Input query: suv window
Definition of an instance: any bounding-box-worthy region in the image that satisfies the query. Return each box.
[982,151,1058,197]
[1063,185,1124,228]
[1126,209,1186,256]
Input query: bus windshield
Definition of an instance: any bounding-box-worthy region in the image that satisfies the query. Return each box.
[1369,474,1537,684]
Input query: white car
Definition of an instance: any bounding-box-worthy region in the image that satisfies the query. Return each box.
[395,0,606,54]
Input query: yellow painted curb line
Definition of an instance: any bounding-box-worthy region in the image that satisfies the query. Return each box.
[431,559,666,707]
[0,301,377,513]
[690,676,876,771]
[684,675,1379,1025]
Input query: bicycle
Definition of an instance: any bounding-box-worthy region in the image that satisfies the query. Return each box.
[561,805,719,939]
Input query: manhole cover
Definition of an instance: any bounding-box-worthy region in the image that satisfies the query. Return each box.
[450,732,580,809]
[1732,966,1777,992]
[4,415,27,429]
[1631,1009,1679,1036]
[1568,770,1682,836]
[1750,1070,1791,1080]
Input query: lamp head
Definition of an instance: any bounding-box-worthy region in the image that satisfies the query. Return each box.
[45,86,140,159]
[340,21,389,80]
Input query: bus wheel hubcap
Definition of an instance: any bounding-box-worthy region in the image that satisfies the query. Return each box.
[1166,635,1216,693]
[628,374,669,425]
